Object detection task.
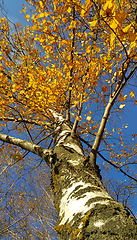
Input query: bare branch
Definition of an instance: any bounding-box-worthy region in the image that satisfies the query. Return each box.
[126,65,137,80]
[71,94,83,136]
[0,133,52,166]
[79,136,137,182]
[0,207,35,235]
[90,97,113,166]
[7,106,34,142]
[0,116,52,128]
[90,57,134,166]
[97,151,137,183]
[66,5,75,122]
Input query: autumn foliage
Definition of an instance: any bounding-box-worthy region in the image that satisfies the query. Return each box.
[0,0,137,238]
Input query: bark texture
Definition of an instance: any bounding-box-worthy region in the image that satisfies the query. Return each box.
[49,120,137,240]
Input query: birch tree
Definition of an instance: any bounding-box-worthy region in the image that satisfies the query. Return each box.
[0,0,137,239]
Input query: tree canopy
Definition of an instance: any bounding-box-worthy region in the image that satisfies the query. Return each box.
[0,0,137,238]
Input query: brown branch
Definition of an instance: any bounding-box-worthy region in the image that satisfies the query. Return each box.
[90,55,134,166]
[97,151,137,183]
[7,106,34,142]
[79,136,137,182]
[111,60,130,101]
[66,5,75,122]
[126,65,137,80]
[71,94,83,136]
[102,18,129,59]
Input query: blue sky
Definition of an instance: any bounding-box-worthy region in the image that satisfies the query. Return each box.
[2,0,26,24]
[2,0,137,225]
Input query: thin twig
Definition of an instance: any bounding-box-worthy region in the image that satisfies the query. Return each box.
[0,207,35,234]
[8,106,34,142]
[79,136,137,182]
[0,116,50,127]
[97,151,137,183]
[102,18,129,59]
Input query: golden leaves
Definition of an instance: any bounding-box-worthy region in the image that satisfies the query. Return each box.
[39,0,44,9]
[100,0,116,18]
[86,116,91,121]
[129,91,135,100]
[115,10,127,24]
[102,85,108,92]
[119,94,127,102]
[119,104,125,109]
[0,0,136,127]
[89,20,98,27]
[25,14,30,22]
[67,7,71,13]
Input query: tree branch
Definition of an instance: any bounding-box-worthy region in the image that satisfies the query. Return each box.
[0,133,52,166]
[0,116,52,128]
[90,56,133,166]
[0,207,35,235]
[66,5,75,122]
[102,18,129,59]
[79,136,137,182]
[71,94,83,136]
[90,97,113,166]
[97,151,137,183]
[8,106,34,142]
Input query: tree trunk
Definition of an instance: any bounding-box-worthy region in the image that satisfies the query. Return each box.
[49,120,137,240]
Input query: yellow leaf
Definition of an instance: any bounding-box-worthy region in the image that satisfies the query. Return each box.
[106,55,111,61]
[119,104,125,109]
[38,12,44,18]
[103,0,113,11]
[20,90,24,94]
[129,31,136,42]
[69,20,76,29]
[115,10,127,23]
[129,91,135,100]
[124,95,128,99]
[81,9,86,17]
[89,20,97,27]
[77,116,82,121]
[130,41,136,50]
[39,0,44,9]
[86,45,91,53]
[53,1,56,10]
[87,116,91,121]
[119,94,127,102]
[123,23,132,33]
[110,32,116,46]
[102,84,108,92]
[85,0,91,7]
[110,19,118,29]
[26,14,30,19]
[44,12,49,17]
[102,0,116,17]
[32,25,37,31]
[67,7,71,13]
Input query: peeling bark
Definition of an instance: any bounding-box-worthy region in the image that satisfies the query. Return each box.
[49,120,137,240]
[0,115,137,239]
